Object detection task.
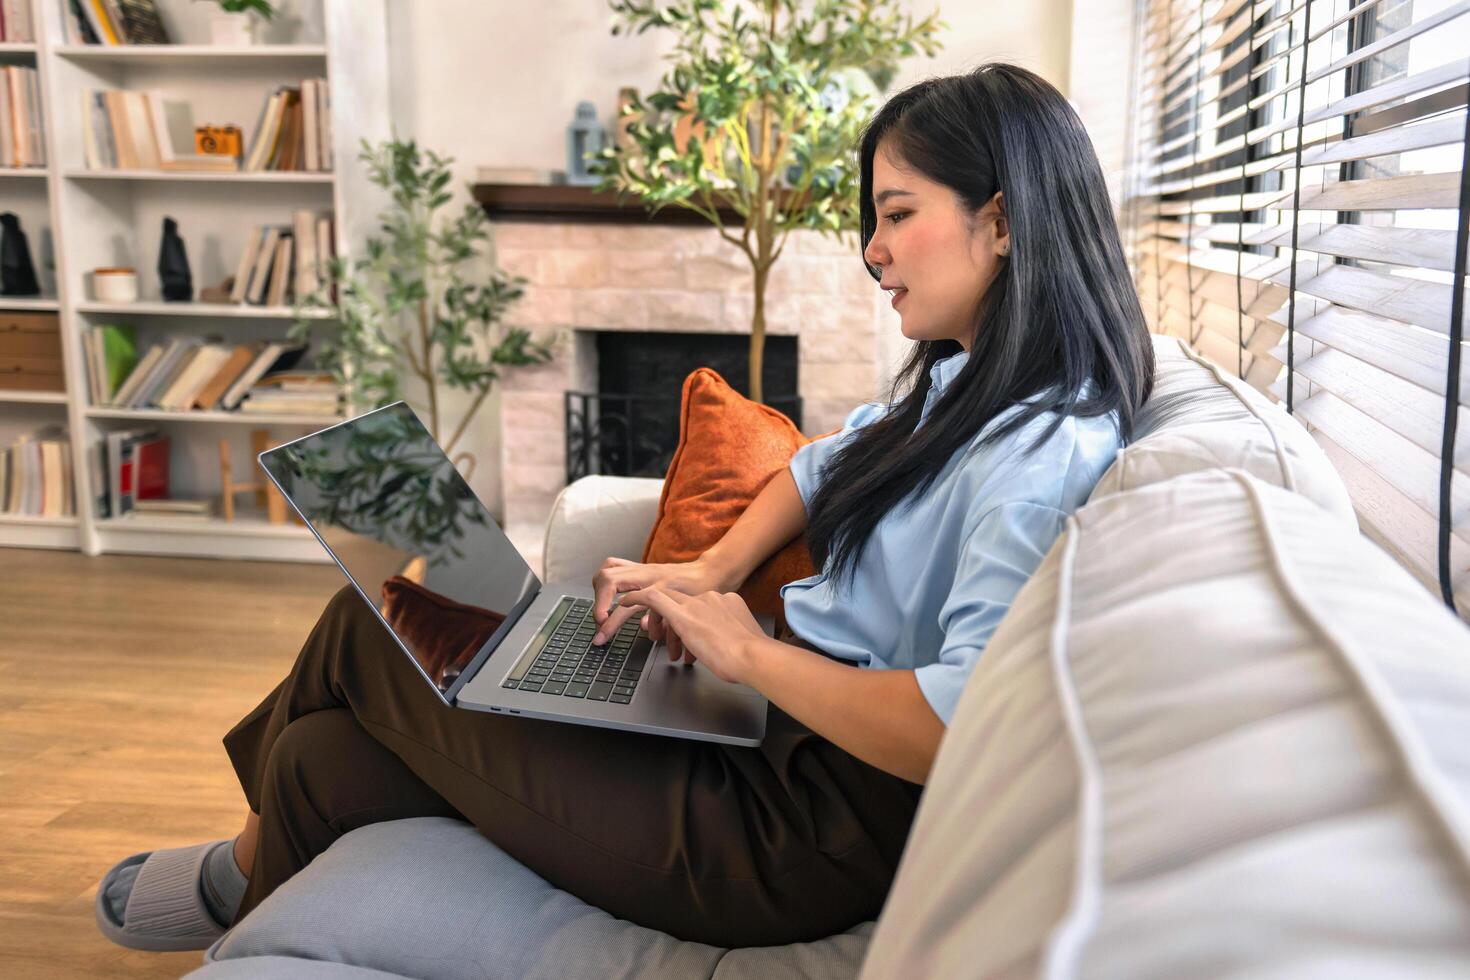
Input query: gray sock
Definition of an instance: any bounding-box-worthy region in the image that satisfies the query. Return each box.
[200,838,249,928]
[106,837,248,930]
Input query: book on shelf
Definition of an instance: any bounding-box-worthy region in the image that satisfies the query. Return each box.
[134,337,202,408]
[101,338,328,415]
[230,212,335,306]
[100,427,167,517]
[81,323,139,405]
[64,0,170,45]
[1,428,73,518]
[266,232,294,307]
[293,209,320,298]
[251,370,337,391]
[243,81,332,172]
[245,226,282,303]
[190,344,258,410]
[316,215,334,292]
[240,388,339,417]
[1,66,46,168]
[1,0,36,43]
[238,369,340,415]
[84,88,241,172]
[220,342,309,410]
[158,343,235,410]
[133,496,214,521]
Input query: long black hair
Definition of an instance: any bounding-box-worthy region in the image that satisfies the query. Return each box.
[805,63,1154,588]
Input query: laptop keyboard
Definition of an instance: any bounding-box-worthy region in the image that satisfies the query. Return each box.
[501,597,650,704]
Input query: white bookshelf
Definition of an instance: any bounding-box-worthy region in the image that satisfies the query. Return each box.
[0,0,391,563]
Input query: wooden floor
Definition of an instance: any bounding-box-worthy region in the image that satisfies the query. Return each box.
[0,547,342,979]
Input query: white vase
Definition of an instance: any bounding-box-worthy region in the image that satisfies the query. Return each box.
[209,13,254,46]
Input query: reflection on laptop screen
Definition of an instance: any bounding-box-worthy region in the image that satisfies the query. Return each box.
[259,402,540,693]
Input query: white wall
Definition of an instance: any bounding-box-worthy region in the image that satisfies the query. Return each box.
[379,0,1109,518]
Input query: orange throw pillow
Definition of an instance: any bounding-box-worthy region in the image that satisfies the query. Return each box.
[641,368,833,629]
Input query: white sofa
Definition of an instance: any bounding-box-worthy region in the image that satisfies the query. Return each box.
[189,336,1470,978]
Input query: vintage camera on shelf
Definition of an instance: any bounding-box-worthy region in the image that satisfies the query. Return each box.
[194,125,243,158]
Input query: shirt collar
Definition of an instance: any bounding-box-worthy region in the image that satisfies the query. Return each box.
[925,351,1103,406]
[927,350,970,395]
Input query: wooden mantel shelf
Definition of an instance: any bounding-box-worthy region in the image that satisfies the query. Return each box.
[472,183,744,225]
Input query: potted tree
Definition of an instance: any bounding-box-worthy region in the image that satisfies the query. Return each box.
[592,0,943,404]
[292,138,555,482]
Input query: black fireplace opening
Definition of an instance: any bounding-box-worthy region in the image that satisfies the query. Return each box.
[566,331,800,481]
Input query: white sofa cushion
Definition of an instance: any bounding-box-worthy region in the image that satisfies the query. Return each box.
[860,469,1470,979]
[1092,335,1357,524]
[540,475,663,584]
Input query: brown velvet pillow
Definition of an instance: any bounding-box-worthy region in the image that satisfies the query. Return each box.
[641,367,833,627]
[380,575,506,690]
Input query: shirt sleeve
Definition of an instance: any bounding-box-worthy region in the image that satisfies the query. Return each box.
[914,500,1069,725]
[788,401,888,509]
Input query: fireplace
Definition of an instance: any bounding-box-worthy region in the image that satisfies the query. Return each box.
[565,331,800,481]
[486,214,896,562]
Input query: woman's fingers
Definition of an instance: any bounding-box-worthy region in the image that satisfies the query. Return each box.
[593,596,647,644]
[622,588,694,663]
[591,558,641,625]
[591,573,618,628]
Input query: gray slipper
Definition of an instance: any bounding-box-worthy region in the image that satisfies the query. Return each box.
[95,840,231,951]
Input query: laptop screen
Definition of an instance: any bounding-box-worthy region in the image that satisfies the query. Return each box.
[258,402,540,698]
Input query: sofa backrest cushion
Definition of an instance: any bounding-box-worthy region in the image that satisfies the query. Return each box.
[542,475,664,586]
[1092,334,1356,524]
[860,469,1470,979]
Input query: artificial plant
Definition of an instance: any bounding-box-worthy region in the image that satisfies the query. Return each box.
[592,0,943,403]
[292,138,554,479]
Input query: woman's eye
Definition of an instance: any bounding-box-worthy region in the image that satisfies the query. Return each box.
[884,212,907,225]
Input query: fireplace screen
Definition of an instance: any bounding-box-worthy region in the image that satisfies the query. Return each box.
[565,332,800,482]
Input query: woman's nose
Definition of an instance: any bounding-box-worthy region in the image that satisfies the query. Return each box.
[863,233,889,271]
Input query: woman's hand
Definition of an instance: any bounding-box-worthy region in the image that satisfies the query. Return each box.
[591,555,740,663]
[615,587,767,685]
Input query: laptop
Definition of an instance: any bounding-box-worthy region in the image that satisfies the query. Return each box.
[257,401,768,746]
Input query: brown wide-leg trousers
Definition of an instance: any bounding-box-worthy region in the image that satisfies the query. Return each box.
[222,583,926,948]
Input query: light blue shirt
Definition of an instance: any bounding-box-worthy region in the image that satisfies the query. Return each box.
[780,351,1122,725]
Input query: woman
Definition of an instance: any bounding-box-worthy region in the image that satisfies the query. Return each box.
[96,63,1152,953]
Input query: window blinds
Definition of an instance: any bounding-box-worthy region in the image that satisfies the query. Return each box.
[1125,0,1470,619]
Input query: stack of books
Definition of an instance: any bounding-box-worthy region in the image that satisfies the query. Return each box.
[1,0,36,42]
[100,338,340,417]
[231,210,336,306]
[63,0,169,45]
[244,80,333,172]
[83,88,238,173]
[1,66,45,168]
[1,428,73,518]
[88,426,168,518]
[238,370,339,416]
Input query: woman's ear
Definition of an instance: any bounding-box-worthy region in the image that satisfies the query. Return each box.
[992,192,1010,258]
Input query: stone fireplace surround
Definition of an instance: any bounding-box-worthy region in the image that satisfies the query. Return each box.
[489,218,902,562]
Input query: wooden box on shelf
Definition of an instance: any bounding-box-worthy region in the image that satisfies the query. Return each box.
[0,310,64,391]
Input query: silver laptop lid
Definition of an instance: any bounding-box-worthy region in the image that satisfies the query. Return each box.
[258,401,540,702]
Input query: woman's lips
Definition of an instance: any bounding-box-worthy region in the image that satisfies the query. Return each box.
[891,288,907,309]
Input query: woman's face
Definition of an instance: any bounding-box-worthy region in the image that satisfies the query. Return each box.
[863,139,1009,352]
